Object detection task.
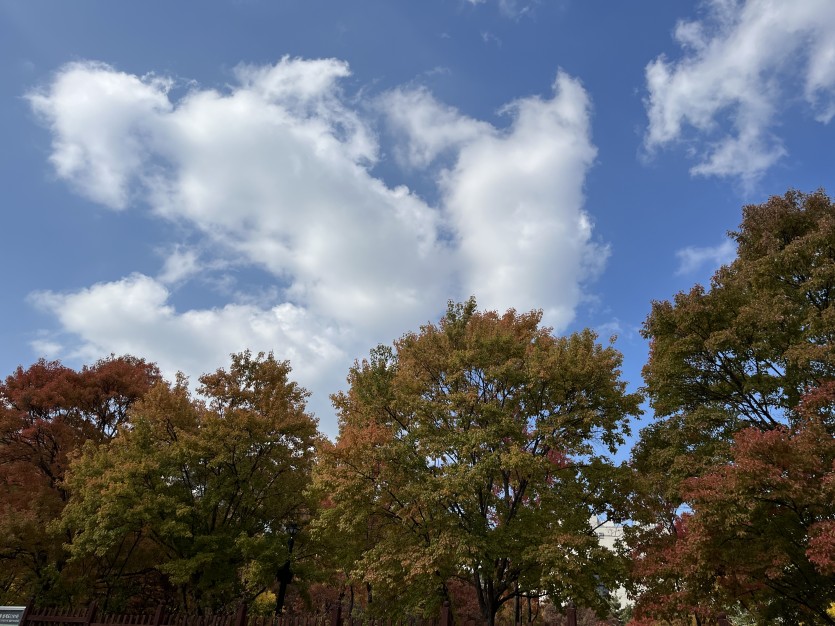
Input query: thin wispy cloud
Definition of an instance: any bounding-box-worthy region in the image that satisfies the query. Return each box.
[465,0,539,18]
[675,239,736,275]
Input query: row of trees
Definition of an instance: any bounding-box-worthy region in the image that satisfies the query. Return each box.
[1,190,833,624]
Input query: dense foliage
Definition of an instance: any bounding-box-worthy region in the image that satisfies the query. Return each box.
[314,299,641,625]
[0,356,160,604]
[628,189,835,624]
[61,352,319,611]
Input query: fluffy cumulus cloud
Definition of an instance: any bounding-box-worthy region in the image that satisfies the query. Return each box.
[644,0,835,183]
[27,58,600,434]
[400,72,603,326]
[28,62,174,209]
[29,274,346,423]
[379,87,493,168]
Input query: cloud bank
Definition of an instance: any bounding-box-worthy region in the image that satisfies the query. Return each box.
[27,58,602,434]
[644,0,835,183]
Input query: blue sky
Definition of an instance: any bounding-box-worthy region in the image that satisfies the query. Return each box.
[2,0,834,442]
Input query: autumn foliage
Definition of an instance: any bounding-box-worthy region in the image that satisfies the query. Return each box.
[60,352,320,612]
[313,299,641,625]
[0,356,160,603]
[628,189,835,625]
[630,386,835,624]
[1,188,834,624]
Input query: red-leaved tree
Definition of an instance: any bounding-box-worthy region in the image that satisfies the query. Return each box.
[0,356,160,604]
[631,382,835,625]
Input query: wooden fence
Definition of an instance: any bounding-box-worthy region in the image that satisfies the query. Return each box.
[18,601,452,626]
[17,601,732,626]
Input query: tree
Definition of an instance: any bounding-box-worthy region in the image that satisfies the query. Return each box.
[0,356,160,604]
[314,300,642,625]
[61,352,320,611]
[629,383,835,625]
[628,189,835,622]
[679,387,835,624]
[640,189,834,461]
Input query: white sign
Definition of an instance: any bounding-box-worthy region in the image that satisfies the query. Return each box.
[0,607,25,626]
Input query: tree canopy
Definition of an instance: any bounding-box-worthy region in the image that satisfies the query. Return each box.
[629,189,835,624]
[314,299,642,625]
[640,189,834,454]
[3,187,834,624]
[60,351,320,611]
[680,386,835,623]
[0,355,160,604]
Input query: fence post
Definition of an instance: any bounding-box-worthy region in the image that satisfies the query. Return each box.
[152,605,164,626]
[438,602,451,626]
[19,598,34,626]
[83,602,98,626]
[565,603,576,626]
[234,603,247,626]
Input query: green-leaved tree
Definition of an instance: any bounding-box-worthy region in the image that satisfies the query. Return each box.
[61,352,320,611]
[314,300,641,625]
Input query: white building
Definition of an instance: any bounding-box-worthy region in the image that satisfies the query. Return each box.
[590,516,630,609]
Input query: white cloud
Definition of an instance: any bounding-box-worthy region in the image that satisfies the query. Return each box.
[379,87,493,168]
[380,72,603,328]
[27,62,173,209]
[595,319,623,341]
[438,71,604,327]
[29,274,347,427]
[465,0,537,18]
[158,246,202,284]
[30,339,63,358]
[27,58,601,434]
[644,0,835,182]
[499,0,535,17]
[481,31,503,47]
[30,58,449,338]
[675,239,736,275]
